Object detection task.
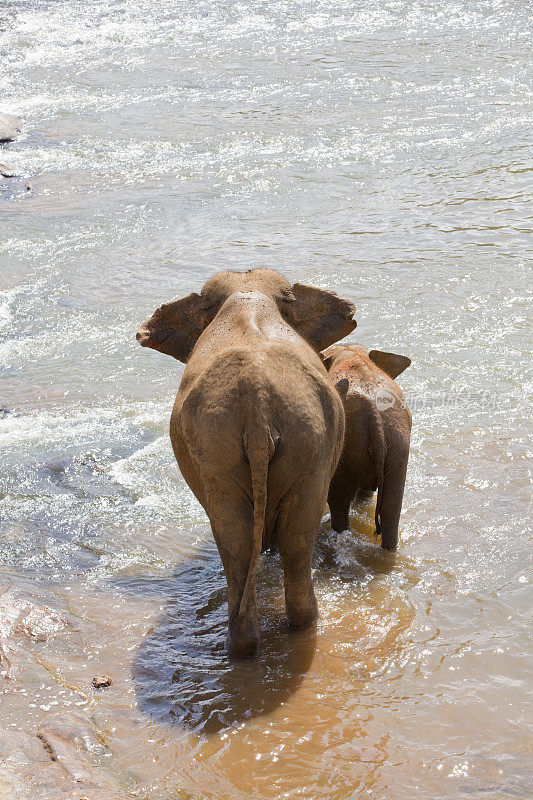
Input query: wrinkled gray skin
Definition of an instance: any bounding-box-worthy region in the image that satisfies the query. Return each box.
[323,344,412,550]
[137,269,356,657]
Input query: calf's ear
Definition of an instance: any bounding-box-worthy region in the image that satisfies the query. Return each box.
[369,350,411,379]
[321,353,335,371]
[284,283,356,351]
[321,344,344,371]
[136,292,216,362]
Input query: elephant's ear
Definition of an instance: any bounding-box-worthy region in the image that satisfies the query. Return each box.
[369,350,411,379]
[321,353,335,371]
[136,292,216,362]
[285,283,356,351]
[320,345,345,371]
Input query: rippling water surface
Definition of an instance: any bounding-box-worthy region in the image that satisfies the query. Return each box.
[1,1,531,798]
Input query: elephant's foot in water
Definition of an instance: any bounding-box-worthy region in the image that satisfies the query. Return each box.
[227,607,260,659]
[330,506,350,533]
[284,581,319,631]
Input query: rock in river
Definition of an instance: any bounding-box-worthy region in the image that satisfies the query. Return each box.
[0,715,127,800]
[37,712,106,783]
[0,112,21,143]
[91,674,112,689]
[0,163,18,178]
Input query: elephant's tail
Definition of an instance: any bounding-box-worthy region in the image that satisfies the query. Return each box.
[375,476,384,539]
[239,412,272,619]
[370,418,386,540]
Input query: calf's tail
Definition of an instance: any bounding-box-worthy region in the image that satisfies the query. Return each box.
[375,474,384,539]
[370,418,386,540]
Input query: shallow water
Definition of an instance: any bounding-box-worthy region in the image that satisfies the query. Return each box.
[0,1,531,798]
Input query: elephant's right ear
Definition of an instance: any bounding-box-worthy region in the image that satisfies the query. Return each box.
[369,350,411,379]
[284,283,357,351]
[136,292,216,362]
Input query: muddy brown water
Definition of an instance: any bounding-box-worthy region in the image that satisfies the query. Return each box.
[1,1,531,798]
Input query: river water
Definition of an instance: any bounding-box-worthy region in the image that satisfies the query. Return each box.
[1,1,531,798]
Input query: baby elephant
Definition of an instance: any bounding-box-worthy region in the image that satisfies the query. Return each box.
[322,344,412,550]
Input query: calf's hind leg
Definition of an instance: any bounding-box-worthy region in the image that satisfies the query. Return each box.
[328,473,357,533]
[378,457,408,551]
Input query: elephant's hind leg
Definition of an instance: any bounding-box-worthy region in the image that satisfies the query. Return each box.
[378,456,408,551]
[328,473,357,533]
[276,478,325,630]
[206,487,260,658]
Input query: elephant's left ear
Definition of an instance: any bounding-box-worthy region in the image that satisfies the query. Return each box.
[136,292,217,362]
[284,283,357,351]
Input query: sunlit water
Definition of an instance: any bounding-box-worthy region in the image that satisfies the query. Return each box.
[1,1,531,798]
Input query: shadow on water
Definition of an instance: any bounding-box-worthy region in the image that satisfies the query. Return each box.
[126,498,397,737]
[127,538,317,736]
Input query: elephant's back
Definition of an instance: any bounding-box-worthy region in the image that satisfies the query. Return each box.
[176,343,343,481]
[179,343,339,438]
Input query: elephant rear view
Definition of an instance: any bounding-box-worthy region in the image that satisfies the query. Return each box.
[323,344,412,550]
[137,269,356,657]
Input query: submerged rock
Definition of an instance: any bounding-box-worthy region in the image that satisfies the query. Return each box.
[0,163,18,178]
[0,112,21,143]
[0,716,127,800]
[0,586,76,681]
[0,771,16,800]
[0,588,128,798]
[37,712,106,783]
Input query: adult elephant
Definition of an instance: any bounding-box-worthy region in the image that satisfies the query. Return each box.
[137,269,356,657]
